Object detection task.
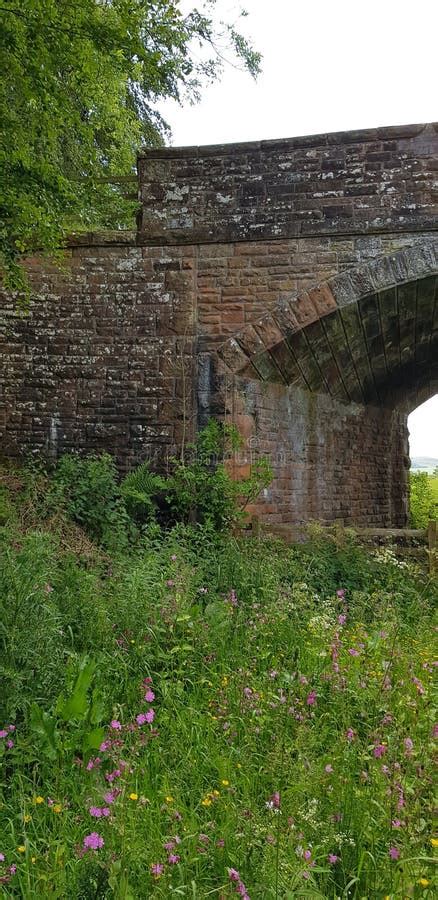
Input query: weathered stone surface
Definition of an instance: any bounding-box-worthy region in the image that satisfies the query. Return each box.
[1,123,437,528]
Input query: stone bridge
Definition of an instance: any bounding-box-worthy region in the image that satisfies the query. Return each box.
[1,123,437,526]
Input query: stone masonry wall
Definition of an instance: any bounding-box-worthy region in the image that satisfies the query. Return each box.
[224,377,409,527]
[1,123,436,525]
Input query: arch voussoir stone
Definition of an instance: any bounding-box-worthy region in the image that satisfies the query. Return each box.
[217,239,438,380]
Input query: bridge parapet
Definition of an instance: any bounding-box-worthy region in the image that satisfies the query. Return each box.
[138,123,438,245]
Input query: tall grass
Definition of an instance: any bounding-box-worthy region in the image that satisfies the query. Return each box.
[0,469,437,898]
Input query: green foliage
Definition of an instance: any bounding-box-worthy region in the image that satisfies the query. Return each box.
[166,420,273,529]
[120,461,166,525]
[0,468,436,896]
[0,1,261,291]
[52,453,131,550]
[33,422,273,544]
[409,470,438,528]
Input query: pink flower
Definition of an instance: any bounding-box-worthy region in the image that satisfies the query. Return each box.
[404,737,413,755]
[99,740,111,752]
[306,691,317,706]
[0,854,4,862]
[325,764,334,774]
[373,743,387,758]
[89,806,102,817]
[412,676,425,695]
[266,791,280,810]
[345,728,356,742]
[136,713,147,726]
[432,723,438,739]
[170,554,177,562]
[389,847,400,860]
[83,832,104,851]
[348,648,359,657]
[328,853,339,864]
[103,790,119,804]
[150,863,164,877]
[8,725,15,733]
[144,690,155,703]
[303,849,312,861]
[9,865,16,874]
[168,854,180,864]
[391,819,404,829]
[110,720,121,730]
[166,580,175,588]
[145,708,155,724]
[6,740,13,749]
[338,614,347,625]
[336,589,345,598]
[0,731,7,739]
[228,868,240,882]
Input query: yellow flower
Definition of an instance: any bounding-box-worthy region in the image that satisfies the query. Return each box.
[201,797,212,806]
[221,779,229,786]
[430,837,438,847]
[418,879,430,887]
[165,795,174,803]
[17,846,26,853]
[129,793,138,801]
[52,804,62,814]
[31,857,36,864]
[34,796,44,805]
[236,763,242,769]
[23,814,32,823]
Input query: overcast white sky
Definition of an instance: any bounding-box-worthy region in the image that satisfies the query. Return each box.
[160,0,437,458]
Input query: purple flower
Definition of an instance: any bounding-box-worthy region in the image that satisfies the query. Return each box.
[328,853,339,864]
[0,854,4,862]
[150,863,164,877]
[389,846,400,860]
[99,740,111,752]
[348,648,359,657]
[338,614,347,625]
[110,720,121,730]
[228,868,240,882]
[89,806,102,817]
[373,743,387,758]
[404,737,413,755]
[0,731,7,740]
[136,713,147,725]
[345,728,356,742]
[83,832,104,851]
[145,708,155,724]
[391,819,404,829]
[306,691,317,706]
[168,854,180,864]
[144,689,155,703]
[6,740,13,749]
[9,865,16,874]
[336,589,346,598]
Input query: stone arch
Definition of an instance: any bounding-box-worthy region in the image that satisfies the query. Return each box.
[216,240,438,413]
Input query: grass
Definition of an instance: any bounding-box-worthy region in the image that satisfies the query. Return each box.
[0,466,437,898]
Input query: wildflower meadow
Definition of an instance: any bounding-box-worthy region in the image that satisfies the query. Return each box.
[0,459,437,898]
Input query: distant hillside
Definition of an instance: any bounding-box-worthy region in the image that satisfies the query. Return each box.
[410,456,438,473]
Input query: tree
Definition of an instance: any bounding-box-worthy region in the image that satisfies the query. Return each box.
[409,471,437,528]
[0,1,260,291]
